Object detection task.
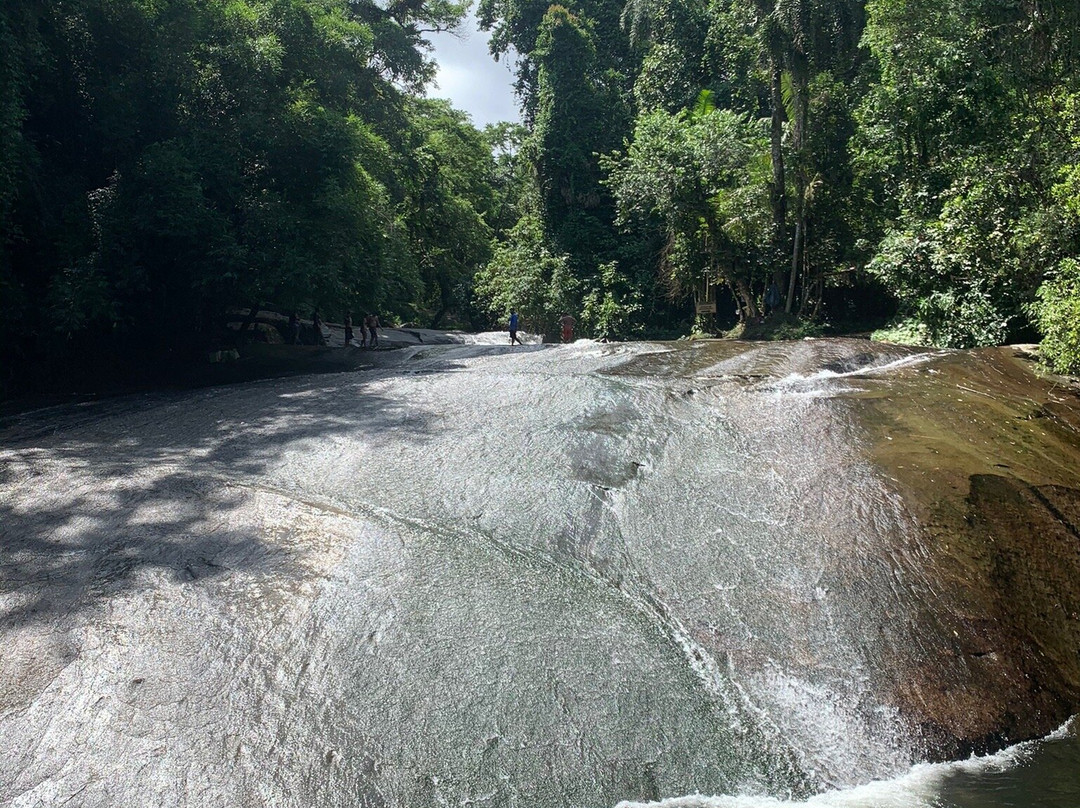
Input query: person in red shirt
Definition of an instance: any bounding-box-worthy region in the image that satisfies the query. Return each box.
[559,314,576,343]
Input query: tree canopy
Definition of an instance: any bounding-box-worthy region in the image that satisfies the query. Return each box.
[0,0,497,391]
[475,0,1080,367]
[5,0,1080,392]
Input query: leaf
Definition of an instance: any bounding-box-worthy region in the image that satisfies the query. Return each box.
[692,89,716,119]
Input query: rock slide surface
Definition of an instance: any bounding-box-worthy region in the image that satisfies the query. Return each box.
[1,338,1078,807]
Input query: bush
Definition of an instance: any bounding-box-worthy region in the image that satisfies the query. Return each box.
[474,213,577,337]
[871,318,930,346]
[579,262,644,340]
[732,313,827,341]
[1029,258,1080,375]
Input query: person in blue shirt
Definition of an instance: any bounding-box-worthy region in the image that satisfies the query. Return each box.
[509,311,523,345]
[765,281,782,314]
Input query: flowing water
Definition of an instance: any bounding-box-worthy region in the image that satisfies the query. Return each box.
[617,720,1080,808]
[1,338,1078,807]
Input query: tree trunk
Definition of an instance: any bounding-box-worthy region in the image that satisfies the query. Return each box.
[735,276,760,320]
[785,221,801,314]
[799,228,812,315]
[785,67,809,314]
[768,57,787,291]
[430,277,453,329]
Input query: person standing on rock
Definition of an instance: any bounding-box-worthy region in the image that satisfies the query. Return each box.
[344,313,354,348]
[559,314,576,343]
[509,311,523,345]
[365,313,380,347]
[312,310,326,346]
[765,281,782,315]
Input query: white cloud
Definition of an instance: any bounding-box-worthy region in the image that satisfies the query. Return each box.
[425,12,521,128]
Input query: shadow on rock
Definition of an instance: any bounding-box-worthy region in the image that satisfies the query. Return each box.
[0,364,448,628]
[901,475,1080,759]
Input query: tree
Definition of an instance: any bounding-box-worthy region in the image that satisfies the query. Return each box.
[399,98,498,328]
[0,0,482,392]
[603,103,772,319]
[531,6,617,254]
[623,0,710,113]
[474,210,577,337]
[478,0,630,120]
[858,0,1080,347]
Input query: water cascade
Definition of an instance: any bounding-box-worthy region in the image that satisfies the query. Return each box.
[1,338,1078,807]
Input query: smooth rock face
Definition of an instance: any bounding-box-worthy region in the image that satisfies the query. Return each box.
[860,346,1080,757]
[1,339,1078,807]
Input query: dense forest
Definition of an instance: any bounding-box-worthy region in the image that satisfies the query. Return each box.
[3,0,1080,397]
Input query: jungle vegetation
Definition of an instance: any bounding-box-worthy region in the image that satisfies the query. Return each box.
[3,0,1080,395]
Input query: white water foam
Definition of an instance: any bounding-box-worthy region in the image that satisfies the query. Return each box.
[461,330,545,344]
[761,353,944,397]
[785,352,940,381]
[745,665,911,789]
[615,718,1076,808]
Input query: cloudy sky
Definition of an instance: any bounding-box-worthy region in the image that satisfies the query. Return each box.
[425,11,521,127]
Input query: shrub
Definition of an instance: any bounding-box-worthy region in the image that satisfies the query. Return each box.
[1029,258,1080,375]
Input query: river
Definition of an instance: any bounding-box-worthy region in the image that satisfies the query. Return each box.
[1,338,1078,807]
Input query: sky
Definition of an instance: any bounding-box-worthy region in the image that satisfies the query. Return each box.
[425,11,521,128]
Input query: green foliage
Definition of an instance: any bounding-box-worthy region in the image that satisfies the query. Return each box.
[1,0,500,387]
[703,0,764,114]
[473,0,640,340]
[398,98,499,327]
[602,106,771,310]
[759,316,826,341]
[866,157,1045,347]
[7,0,1080,390]
[626,0,710,113]
[857,0,1080,351]
[1029,259,1080,375]
[870,318,930,346]
[723,312,826,341]
[479,0,629,119]
[532,5,626,252]
[476,0,1080,352]
[474,212,577,336]
[483,121,531,237]
[579,261,644,339]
